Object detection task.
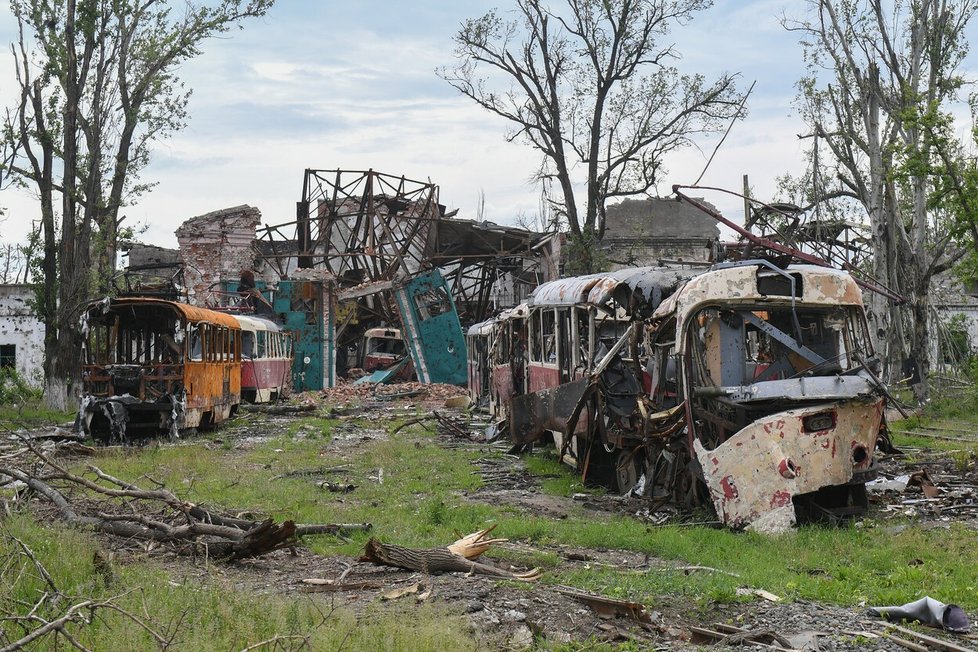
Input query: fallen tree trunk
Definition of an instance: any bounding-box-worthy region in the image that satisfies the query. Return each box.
[360,538,540,581]
[0,444,368,561]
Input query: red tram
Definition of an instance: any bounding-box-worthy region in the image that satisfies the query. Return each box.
[235,314,293,403]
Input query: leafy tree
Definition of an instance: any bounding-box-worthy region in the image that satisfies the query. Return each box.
[439,0,745,273]
[2,0,273,410]
[786,0,977,400]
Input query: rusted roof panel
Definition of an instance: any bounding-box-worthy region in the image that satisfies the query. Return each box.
[531,266,694,313]
[101,298,241,329]
[587,266,696,316]
[529,273,607,307]
[233,314,282,332]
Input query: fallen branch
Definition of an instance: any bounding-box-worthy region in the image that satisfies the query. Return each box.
[0,446,358,561]
[295,523,372,537]
[447,525,507,559]
[879,624,975,652]
[299,579,383,593]
[360,538,540,581]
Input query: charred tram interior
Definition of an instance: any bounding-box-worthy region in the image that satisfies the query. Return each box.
[80,299,243,442]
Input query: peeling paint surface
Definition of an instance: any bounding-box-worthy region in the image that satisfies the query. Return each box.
[656,264,867,354]
[694,399,884,530]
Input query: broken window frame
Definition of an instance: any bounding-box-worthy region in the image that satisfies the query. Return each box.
[0,344,14,369]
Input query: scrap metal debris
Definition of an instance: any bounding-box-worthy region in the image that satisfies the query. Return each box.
[690,622,796,650]
[554,586,657,625]
[877,623,976,652]
[869,596,971,633]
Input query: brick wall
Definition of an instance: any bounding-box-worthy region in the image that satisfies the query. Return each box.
[175,205,262,306]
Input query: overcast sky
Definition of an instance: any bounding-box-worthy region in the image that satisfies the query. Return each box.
[0,0,975,250]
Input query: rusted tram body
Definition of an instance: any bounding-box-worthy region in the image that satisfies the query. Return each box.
[79,298,242,441]
[466,304,528,413]
[478,262,887,530]
[235,314,293,403]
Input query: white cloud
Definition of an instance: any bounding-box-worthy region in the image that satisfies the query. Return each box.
[2,0,977,257]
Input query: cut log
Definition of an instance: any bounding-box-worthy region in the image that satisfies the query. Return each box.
[360,539,540,581]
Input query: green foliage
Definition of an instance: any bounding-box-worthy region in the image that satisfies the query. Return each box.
[0,367,40,405]
[564,230,610,275]
[939,313,973,365]
[523,448,591,496]
[0,371,71,428]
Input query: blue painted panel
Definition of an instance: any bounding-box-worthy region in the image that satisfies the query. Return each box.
[393,269,467,386]
[225,279,328,391]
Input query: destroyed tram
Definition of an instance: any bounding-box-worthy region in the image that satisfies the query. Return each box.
[468,260,886,531]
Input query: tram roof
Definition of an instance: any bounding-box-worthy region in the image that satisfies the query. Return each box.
[88,297,242,329]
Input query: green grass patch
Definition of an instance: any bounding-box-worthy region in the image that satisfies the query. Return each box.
[20,411,976,650]
[0,513,476,651]
[523,449,593,496]
[82,432,978,611]
[0,398,74,431]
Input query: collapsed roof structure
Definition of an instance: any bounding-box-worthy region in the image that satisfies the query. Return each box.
[253,169,558,328]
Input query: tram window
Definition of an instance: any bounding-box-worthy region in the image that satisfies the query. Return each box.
[242,331,255,359]
[189,325,203,361]
[414,287,451,320]
[529,312,541,362]
[257,331,266,357]
[541,309,556,363]
[214,328,222,361]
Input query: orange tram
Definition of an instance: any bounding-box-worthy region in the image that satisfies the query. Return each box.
[79,297,291,442]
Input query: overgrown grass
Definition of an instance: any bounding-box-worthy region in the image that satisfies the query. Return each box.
[0,513,477,651]
[0,395,74,431]
[82,422,978,610]
[523,448,594,496]
[888,390,978,452]
[9,407,978,649]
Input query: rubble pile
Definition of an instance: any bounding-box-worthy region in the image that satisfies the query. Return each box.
[313,381,468,408]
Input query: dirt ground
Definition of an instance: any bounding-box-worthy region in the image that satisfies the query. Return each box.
[12,386,978,650]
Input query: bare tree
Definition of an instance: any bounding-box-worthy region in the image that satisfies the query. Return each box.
[786,0,977,400]
[3,0,274,410]
[439,0,745,272]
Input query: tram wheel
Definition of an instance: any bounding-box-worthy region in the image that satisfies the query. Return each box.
[614,449,641,494]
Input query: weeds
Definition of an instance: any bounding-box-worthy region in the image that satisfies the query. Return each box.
[8,405,978,648]
[0,370,72,428]
[0,513,475,651]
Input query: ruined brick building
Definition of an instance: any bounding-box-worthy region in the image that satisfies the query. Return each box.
[600,197,721,269]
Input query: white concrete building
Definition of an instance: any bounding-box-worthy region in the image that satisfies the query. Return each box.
[0,284,45,387]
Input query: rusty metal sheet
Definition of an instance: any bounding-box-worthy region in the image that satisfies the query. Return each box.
[100,297,241,329]
[727,375,877,403]
[586,266,694,317]
[694,398,884,533]
[528,274,607,307]
[509,378,591,445]
[661,264,866,354]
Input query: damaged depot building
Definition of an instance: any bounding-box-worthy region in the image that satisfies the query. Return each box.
[77,170,915,536]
